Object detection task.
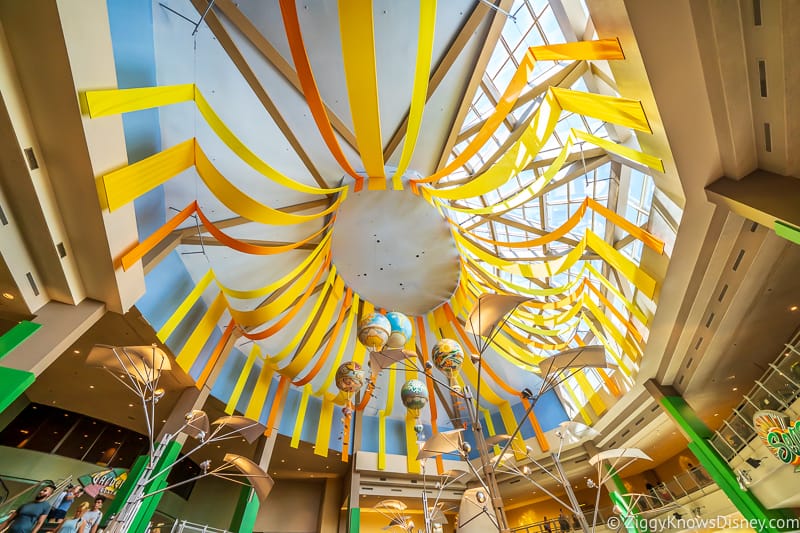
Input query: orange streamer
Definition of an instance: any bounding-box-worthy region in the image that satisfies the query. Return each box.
[196,319,236,389]
[416,316,444,475]
[412,40,624,186]
[278,0,364,190]
[265,375,290,436]
[241,253,331,341]
[292,289,354,386]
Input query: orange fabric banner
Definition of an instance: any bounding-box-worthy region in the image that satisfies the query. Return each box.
[278,0,364,189]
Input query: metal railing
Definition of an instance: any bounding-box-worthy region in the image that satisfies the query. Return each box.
[167,520,232,533]
[709,330,800,463]
[0,476,72,524]
[509,465,717,532]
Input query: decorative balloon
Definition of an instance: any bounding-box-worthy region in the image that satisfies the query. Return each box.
[401,379,429,438]
[335,361,365,446]
[385,311,413,349]
[357,313,391,351]
[432,338,464,389]
[335,361,365,394]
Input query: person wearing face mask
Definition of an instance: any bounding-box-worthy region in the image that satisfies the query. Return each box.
[0,483,56,533]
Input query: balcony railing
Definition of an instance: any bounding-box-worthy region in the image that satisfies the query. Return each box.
[708,330,800,463]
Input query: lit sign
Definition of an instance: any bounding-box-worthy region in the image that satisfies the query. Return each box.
[78,468,129,499]
[753,410,800,470]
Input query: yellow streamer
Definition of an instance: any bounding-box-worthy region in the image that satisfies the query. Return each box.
[314,294,360,395]
[267,268,338,364]
[314,396,335,457]
[279,277,346,378]
[101,139,194,212]
[244,359,274,421]
[175,291,228,372]
[574,370,606,417]
[157,270,214,341]
[291,384,312,448]
[551,87,651,133]
[226,344,261,415]
[84,84,194,118]
[391,0,436,189]
[338,0,384,178]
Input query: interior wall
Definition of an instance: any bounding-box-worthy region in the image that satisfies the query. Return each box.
[155,474,242,530]
[0,394,27,432]
[255,478,325,533]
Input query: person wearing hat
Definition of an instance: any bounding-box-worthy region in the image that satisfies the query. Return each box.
[0,482,56,533]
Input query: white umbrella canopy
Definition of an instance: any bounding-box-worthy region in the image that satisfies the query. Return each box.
[223,453,274,502]
[465,294,533,339]
[588,447,653,466]
[537,345,612,376]
[416,428,466,460]
[182,410,210,442]
[213,415,266,443]
[86,344,171,386]
[557,421,601,445]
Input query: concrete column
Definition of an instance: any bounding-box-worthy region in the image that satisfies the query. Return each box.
[645,379,794,533]
[706,170,800,245]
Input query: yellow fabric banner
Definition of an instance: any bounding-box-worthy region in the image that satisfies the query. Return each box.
[338,0,384,178]
[226,344,261,415]
[84,84,194,118]
[552,87,651,133]
[313,294,360,395]
[244,359,274,421]
[175,291,228,371]
[157,269,214,341]
[314,396,335,457]
[291,384,313,448]
[391,0,437,189]
[101,139,194,212]
[530,38,624,60]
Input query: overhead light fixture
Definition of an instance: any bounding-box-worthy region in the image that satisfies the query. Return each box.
[73,349,81,354]
[790,305,798,312]
[732,387,738,391]
[2,292,14,300]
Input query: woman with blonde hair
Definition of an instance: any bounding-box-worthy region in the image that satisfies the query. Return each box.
[53,502,89,533]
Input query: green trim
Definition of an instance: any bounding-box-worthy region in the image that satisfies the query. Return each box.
[130,441,182,533]
[102,454,149,527]
[0,321,40,360]
[0,367,35,414]
[610,491,644,533]
[775,220,800,246]
[660,395,793,532]
[230,486,259,532]
[606,467,646,533]
[348,507,360,533]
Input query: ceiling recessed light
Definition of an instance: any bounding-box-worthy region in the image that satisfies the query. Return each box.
[714,413,719,417]
[2,292,14,300]
[791,305,798,312]
[296,467,301,471]
[73,349,80,354]
[732,387,738,391]
[216,445,221,448]
[89,385,95,389]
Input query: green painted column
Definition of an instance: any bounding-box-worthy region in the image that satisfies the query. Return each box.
[348,508,360,533]
[646,380,794,533]
[102,454,149,527]
[0,321,41,413]
[230,486,259,532]
[775,220,800,246]
[129,441,183,533]
[606,465,646,533]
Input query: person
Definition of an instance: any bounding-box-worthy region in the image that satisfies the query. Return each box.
[48,486,83,524]
[53,502,89,533]
[572,514,581,530]
[0,483,55,533]
[76,497,104,533]
[542,516,552,533]
[558,509,571,532]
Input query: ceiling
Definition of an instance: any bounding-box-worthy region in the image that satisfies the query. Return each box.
[1,0,799,522]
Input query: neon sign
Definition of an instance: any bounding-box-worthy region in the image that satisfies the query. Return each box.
[753,410,800,471]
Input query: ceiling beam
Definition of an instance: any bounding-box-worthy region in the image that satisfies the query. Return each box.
[189,0,330,189]
[382,0,491,161]
[454,60,584,144]
[212,0,358,152]
[181,236,320,250]
[432,0,515,172]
